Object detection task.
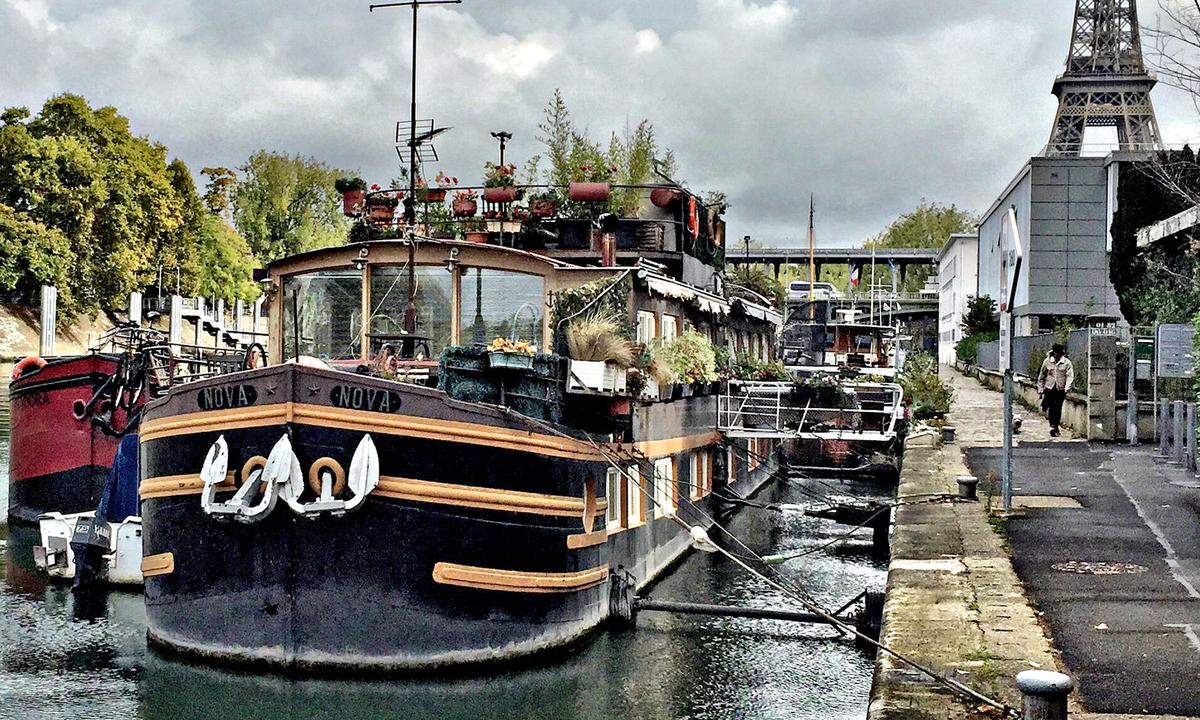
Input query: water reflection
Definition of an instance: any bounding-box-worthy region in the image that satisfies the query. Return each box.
[1,463,886,720]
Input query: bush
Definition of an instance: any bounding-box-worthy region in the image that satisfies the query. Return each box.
[653,331,719,385]
[956,330,998,364]
[900,352,954,420]
[566,314,634,367]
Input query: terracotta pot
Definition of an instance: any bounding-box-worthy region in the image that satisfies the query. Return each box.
[341,189,366,216]
[418,188,447,203]
[649,188,681,209]
[529,198,557,218]
[482,186,518,203]
[568,182,610,202]
[452,198,478,217]
[464,230,489,244]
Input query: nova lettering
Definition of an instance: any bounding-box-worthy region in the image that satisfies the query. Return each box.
[197,384,259,411]
[330,385,403,413]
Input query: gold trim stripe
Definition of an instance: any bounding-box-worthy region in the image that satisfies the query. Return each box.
[139,402,604,461]
[141,552,174,577]
[432,562,609,593]
[566,529,608,549]
[629,431,722,459]
[376,476,605,518]
[140,473,234,499]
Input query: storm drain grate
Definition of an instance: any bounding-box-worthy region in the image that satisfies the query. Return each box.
[1051,561,1147,575]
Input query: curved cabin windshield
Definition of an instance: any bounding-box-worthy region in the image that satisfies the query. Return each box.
[369,266,453,360]
[459,268,544,349]
[282,270,363,361]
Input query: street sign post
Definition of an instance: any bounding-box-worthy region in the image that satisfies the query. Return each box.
[998,209,1024,514]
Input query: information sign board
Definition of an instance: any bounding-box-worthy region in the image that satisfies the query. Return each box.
[1156,324,1195,379]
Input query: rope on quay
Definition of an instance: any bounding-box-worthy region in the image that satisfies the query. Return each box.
[499,407,1020,719]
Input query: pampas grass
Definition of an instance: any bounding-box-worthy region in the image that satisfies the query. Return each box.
[567,315,635,368]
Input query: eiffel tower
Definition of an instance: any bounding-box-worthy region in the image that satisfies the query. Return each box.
[1045,0,1163,156]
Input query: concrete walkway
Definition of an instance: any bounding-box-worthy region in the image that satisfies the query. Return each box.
[956,366,1200,718]
[869,369,1058,719]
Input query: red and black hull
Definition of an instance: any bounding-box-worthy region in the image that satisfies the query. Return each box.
[7,354,133,525]
[139,364,778,671]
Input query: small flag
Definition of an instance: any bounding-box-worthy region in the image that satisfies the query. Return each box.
[850,264,861,288]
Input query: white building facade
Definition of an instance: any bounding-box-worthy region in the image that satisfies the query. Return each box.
[936,232,979,365]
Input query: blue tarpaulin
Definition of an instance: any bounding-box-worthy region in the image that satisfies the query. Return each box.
[95,433,140,523]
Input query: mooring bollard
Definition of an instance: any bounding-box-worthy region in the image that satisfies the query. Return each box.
[1016,670,1073,720]
[941,425,957,444]
[956,475,979,501]
[1188,403,1197,473]
[1160,399,1171,457]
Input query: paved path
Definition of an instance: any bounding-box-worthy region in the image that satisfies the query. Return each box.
[959,369,1200,717]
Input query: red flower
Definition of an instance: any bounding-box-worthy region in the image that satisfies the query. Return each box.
[370,183,381,190]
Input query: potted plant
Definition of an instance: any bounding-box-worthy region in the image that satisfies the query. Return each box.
[417,171,455,203]
[657,331,719,397]
[486,336,536,370]
[462,217,488,244]
[452,188,478,218]
[528,189,559,218]
[335,177,368,216]
[365,185,400,224]
[482,162,520,203]
[565,314,634,394]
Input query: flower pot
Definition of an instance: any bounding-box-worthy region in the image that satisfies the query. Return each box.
[483,186,518,203]
[610,397,632,416]
[568,182,610,202]
[649,188,681,209]
[529,198,558,218]
[487,351,534,371]
[464,230,489,244]
[341,189,366,216]
[452,198,478,217]
[418,188,447,203]
[367,204,396,224]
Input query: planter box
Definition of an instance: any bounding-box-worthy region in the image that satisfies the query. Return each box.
[452,198,478,217]
[464,231,489,244]
[418,188,448,203]
[341,189,366,216]
[567,360,628,394]
[487,351,534,371]
[529,198,557,218]
[483,186,519,203]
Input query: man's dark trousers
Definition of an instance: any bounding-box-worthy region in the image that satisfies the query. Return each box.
[1044,388,1066,431]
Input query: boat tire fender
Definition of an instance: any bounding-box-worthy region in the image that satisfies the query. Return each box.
[12,355,47,381]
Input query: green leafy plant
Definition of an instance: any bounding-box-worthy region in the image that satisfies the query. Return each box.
[566,314,635,367]
[335,177,367,193]
[960,295,999,337]
[730,353,789,381]
[483,162,517,188]
[899,352,954,420]
[653,331,719,385]
[956,330,998,364]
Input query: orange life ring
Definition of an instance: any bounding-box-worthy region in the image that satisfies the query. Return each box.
[686,196,700,239]
[11,355,47,381]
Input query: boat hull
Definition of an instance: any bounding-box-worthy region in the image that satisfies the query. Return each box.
[7,354,126,524]
[139,364,777,671]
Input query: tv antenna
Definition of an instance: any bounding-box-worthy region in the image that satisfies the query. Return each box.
[370,0,461,335]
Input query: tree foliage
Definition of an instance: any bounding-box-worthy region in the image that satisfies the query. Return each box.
[1110,149,1200,325]
[232,150,350,264]
[0,94,260,314]
[867,200,977,292]
[960,294,999,337]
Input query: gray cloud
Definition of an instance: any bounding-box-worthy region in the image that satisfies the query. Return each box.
[3,0,1199,247]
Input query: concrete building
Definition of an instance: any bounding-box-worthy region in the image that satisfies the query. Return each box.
[976,153,1136,335]
[936,232,979,364]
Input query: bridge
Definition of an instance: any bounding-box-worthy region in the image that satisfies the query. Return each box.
[725,246,939,279]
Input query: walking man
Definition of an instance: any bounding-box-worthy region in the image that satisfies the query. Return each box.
[1038,344,1074,437]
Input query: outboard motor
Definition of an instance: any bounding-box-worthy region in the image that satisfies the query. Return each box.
[71,434,140,592]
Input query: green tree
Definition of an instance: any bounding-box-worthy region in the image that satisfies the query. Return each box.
[232,150,350,264]
[0,203,75,308]
[868,200,977,292]
[960,294,999,337]
[0,94,188,314]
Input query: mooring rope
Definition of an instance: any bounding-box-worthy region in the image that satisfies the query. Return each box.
[501,407,1019,718]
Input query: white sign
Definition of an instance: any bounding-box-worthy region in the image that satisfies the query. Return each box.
[1156,324,1196,379]
[996,208,1024,372]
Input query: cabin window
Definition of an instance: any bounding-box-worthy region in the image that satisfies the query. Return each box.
[368,265,453,360]
[626,464,643,526]
[727,445,737,483]
[689,452,702,500]
[459,268,544,349]
[282,270,364,361]
[653,457,675,518]
[661,314,678,343]
[636,311,657,346]
[606,467,621,530]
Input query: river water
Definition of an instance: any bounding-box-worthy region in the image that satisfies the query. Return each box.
[0,434,886,720]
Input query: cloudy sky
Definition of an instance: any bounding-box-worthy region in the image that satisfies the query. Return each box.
[5,0,1200,247]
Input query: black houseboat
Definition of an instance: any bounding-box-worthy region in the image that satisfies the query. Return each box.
[138,187,783,671]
